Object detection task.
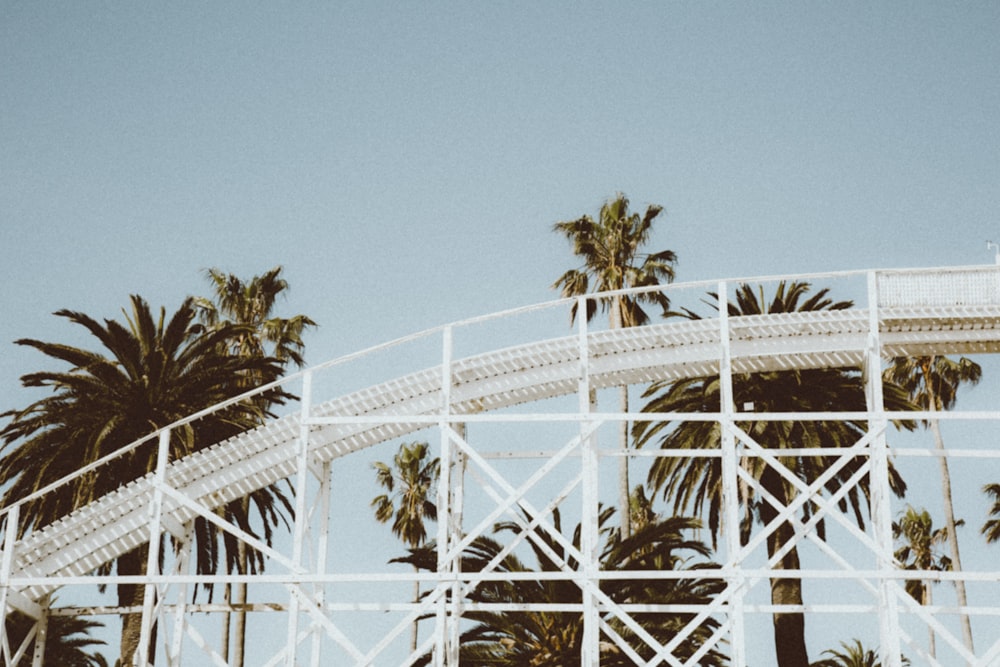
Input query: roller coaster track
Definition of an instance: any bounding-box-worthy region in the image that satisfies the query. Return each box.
[3,266,1000,666]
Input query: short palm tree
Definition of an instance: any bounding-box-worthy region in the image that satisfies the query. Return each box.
[629,484,658,537]
[552,193,677,540]
[0,296,290,665]
[983,483,1000,544]
[193,265,316,666]
[600,514,727,665]
[884,354,981,653]
[3,612,108,667]
[893,506,954,658]
[810,638,909,667]
[371,441,440,652]
[635,282,912,667]
[395,508,725,666]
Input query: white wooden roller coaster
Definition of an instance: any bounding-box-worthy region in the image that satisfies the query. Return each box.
[3,266,1000,666]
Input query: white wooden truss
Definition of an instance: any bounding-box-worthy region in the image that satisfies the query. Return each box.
[3,266,1000,665]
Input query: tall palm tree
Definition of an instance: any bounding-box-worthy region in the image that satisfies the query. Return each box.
[0,296,290,665]
[552,193,677,540]
[893,506,954,658]
[883,354,980,653]
[371,441,440,652]
[192,266,315,368]
[192,265,316,666]
[394,509,726,666]
[635,282,912,667]
[810,639,908,667]
[3,612,108,667]
[983,483,1000,544]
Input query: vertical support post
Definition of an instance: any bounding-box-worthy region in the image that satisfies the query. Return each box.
[435,325,454,666]
[286,370,314,667]
[578,295,601,666]
[718,280,747,665]
[434,445,449,667]
[0,505,19,666]
[138,428,172,666]
[447,423,466,665]
[866,272,901,667]
[168,523,194,667]
[309,460,333,667]
[29,595,49,667]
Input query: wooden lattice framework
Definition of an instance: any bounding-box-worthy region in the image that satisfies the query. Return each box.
[3,266,1000,666]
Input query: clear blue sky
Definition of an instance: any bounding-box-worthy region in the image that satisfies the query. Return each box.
[3,2,998,377]
[2,2,999,663]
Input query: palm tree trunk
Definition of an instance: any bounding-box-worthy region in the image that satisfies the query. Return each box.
[220,583,231,662]
[619,385,631,541]
[925,584,936,659]
[411,567,420,653]
[118,546,157,666]
[221,511,250,667]
[929,413,974,653]
[611,296,632,541]
[919,359,975,654]
[233,541,248,667]
[761,468,809,667]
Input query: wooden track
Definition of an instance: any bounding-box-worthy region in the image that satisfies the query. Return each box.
[7,267,1000,616]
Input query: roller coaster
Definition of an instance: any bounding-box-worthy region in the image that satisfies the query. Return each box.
[3,266,1000,666]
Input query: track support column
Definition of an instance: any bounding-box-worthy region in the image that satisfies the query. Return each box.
[138,428,172,666]
[718,280,747,665]
[578,295,601,666]
[447,423,466,665]
[167,522,194,667]
[436,325,460,666]
[309,460,332,667]
[867,271,902,667]
[286,370,314,667]
[0,504,19,666]
[29,595,48,667]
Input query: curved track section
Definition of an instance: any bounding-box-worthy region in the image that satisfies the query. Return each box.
[4,266,1000,666]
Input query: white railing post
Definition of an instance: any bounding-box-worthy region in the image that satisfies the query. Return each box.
[286,369,314,667]
[578,295,601,666]
[29,595,49,667]
[718,280,747,665]
[138,428,172,666]
[447,422,465,666]
[309,460,332,667]
[168,522,194,667]
[435,324,459,666]
[868,271,902,667]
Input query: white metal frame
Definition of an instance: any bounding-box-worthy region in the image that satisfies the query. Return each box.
[3,266,1000,665]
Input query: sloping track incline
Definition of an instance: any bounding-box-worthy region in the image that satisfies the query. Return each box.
[9,268,1000,608]
[5,266,1000,667]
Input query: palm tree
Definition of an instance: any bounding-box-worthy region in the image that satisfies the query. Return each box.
[552,193,677,540]
[893,506,954,658]
[3,612,108,667]
[634,282,912,667]
[192,266,315,368]
[983,483,1000,544]
[629,485,658,537]
[0,296,290,665]
[884,354,981,653]
[810,639,908,667]
[600,514,727,666]
[193,265,316,666]
[394,508,726,666]
[371,441,440,652]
